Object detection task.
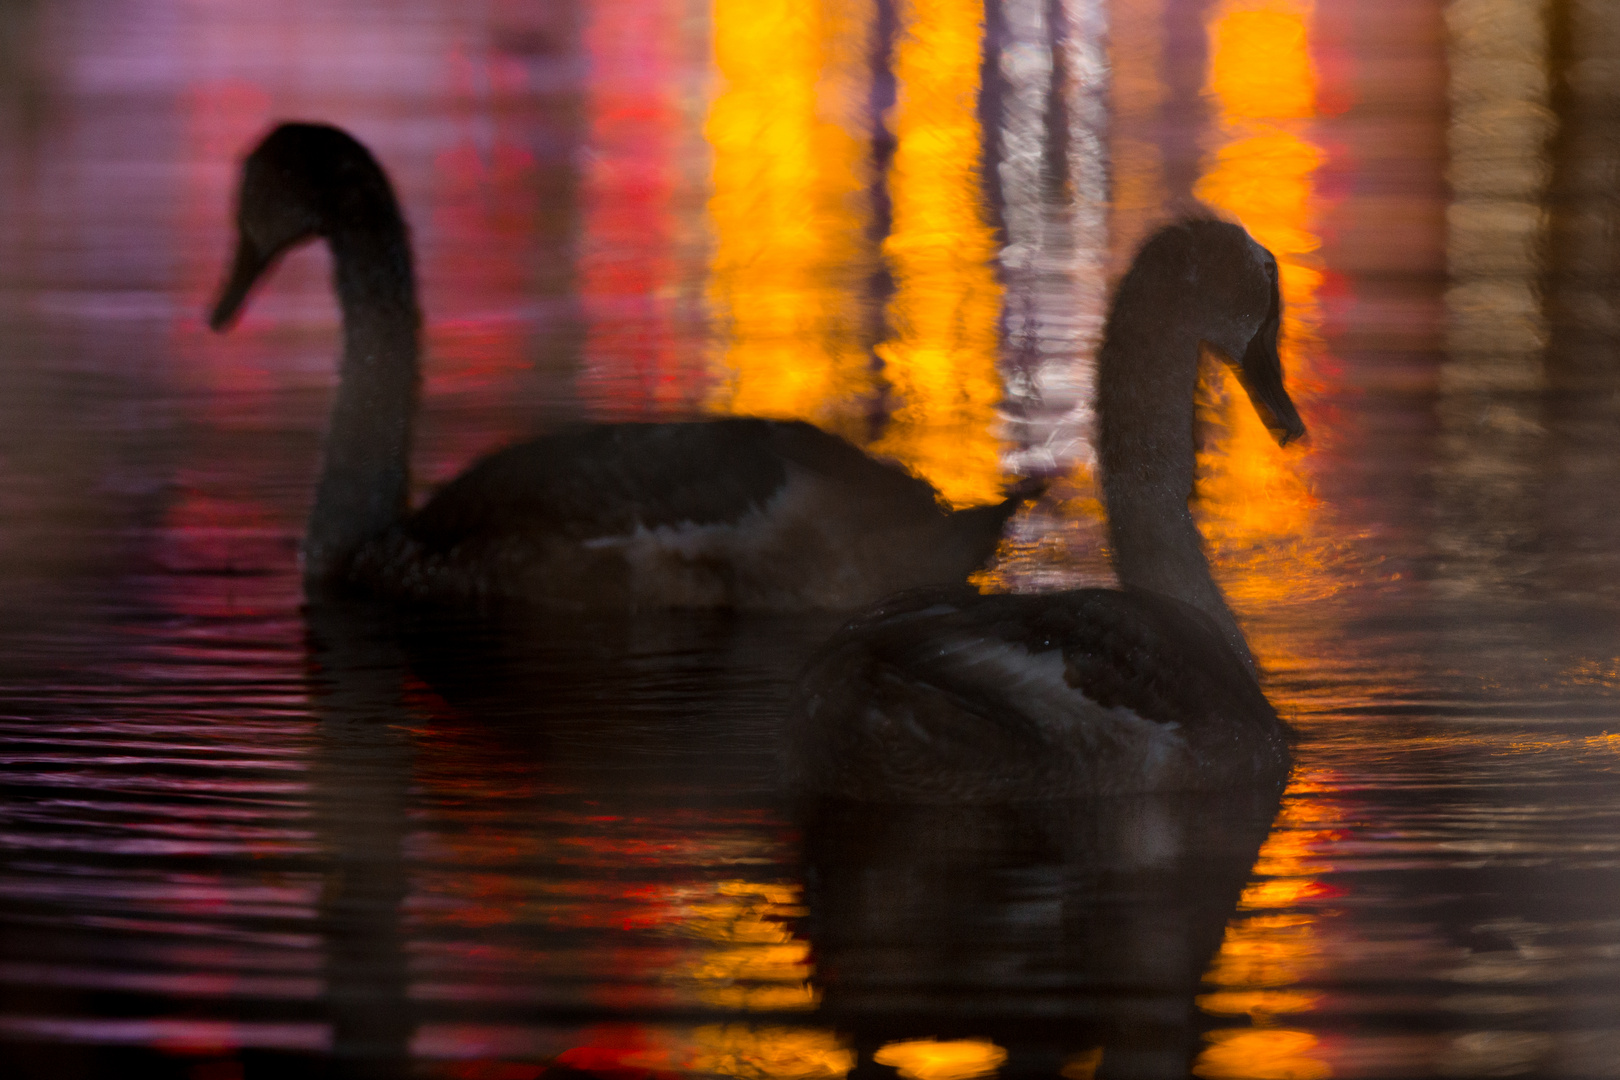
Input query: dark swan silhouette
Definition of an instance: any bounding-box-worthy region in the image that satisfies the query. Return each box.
[788,219,1306,801]
[209,123,1037,609]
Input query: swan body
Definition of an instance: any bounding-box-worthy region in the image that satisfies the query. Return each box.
[788,219,1306,801]
[209,123,1033,609]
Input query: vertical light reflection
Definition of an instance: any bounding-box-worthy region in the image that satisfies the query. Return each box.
[1193,772,1340,1079]
[1434,0,1553,594]
[1107,0,1168,269]
[427,42,543,398]
[871,0,1006,507]
[164,80,285,616]
[1541,1,1620,588]
[176,81,274,404]
[577,0,709,419]
[1190,7,1332,1078]
[705,0,877,437]
[994,0,1109,480]
[1190,0,1323,603]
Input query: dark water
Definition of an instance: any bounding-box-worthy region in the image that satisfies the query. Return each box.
[4,0,1620,1078]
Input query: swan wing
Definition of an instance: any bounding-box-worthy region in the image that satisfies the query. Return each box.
[404,417,953,549]
[789,586,1290,800]
[405,418,800,547]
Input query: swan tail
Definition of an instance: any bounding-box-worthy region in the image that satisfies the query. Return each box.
[946,477,1047,562]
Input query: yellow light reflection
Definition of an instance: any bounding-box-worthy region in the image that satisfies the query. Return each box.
[672,1025,855,1080]
[1191,0,1323,601]
[573,1024,855,1080]
[1194,766,1340,1077]
[1208,9,1317,121]
[870,0,1006,507]
[1194,1029,1331,1080]
[874,1039,1008,1080]
[706,0,877,437]
[659,880,818,1011]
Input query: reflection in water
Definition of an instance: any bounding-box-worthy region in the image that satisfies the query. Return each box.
[1435,0,1553,595]
[991,0,1109,479]
[577,0,709,419]
[374,609,852,1078]
[870,0,1006,507]
[706,0,879,437]
[874,1038,1007,1080]
[300,606,876,1078]
[1191,0,1322,572]
[17,0,1620,1077]
[1186,5,1333,1077]
[304,603,416,1076]
[1540,1,1620,594]
[428,42,547,401]
[1107,0,1168,270]
[801,787,1281,1079]
[1192,771,1339,1079]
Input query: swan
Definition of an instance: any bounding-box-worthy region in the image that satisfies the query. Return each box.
[208,123,1037,609]
[787,219,1306,801]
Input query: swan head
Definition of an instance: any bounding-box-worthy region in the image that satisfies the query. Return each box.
[1182,220,1306,447]
[208,123,405,331]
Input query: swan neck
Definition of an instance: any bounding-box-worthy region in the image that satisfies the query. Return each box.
[1098,290,1256,671]
[305,224,420,583]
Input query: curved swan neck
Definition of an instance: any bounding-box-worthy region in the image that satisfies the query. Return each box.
[1097,266,1256,671]
[304,221,421,583]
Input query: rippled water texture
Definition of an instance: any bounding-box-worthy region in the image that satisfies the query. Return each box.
[3,0,1620,1077]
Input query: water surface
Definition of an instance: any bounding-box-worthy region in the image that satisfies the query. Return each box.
[3,1,1620,1078]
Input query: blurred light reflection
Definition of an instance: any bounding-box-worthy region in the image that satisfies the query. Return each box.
[1188,6,1335,1077]
[871,0,1006,506]
[1194,771,1342,1078]
[873,1038,1008,1080]
[1191,0,1322,577]
[1433,0,1554,593]
[705,0,878,437]
[578,0,709,418]
[992,0,1109,479]
[549,1023,853,1080]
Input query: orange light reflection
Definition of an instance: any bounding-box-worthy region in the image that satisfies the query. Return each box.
[871,0,1005,507]
[1191,0,1326,611]
[705,0,878,438]
[1194,766,1344,1077]
[556,1023,854,1080]
[874,1039,1007,1080]
[1190,34,1337,1080]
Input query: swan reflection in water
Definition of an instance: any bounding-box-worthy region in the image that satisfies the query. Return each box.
[300,597,1282,1080]
[799,786,1282,1080]
[302,601,418,1079]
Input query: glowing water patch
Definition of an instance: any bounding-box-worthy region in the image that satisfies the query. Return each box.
[871,0,1006,507]
[875,1039,1008,1080]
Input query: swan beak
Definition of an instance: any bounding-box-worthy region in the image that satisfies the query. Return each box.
[1237,309,1307,447]
[208,234,271,332]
